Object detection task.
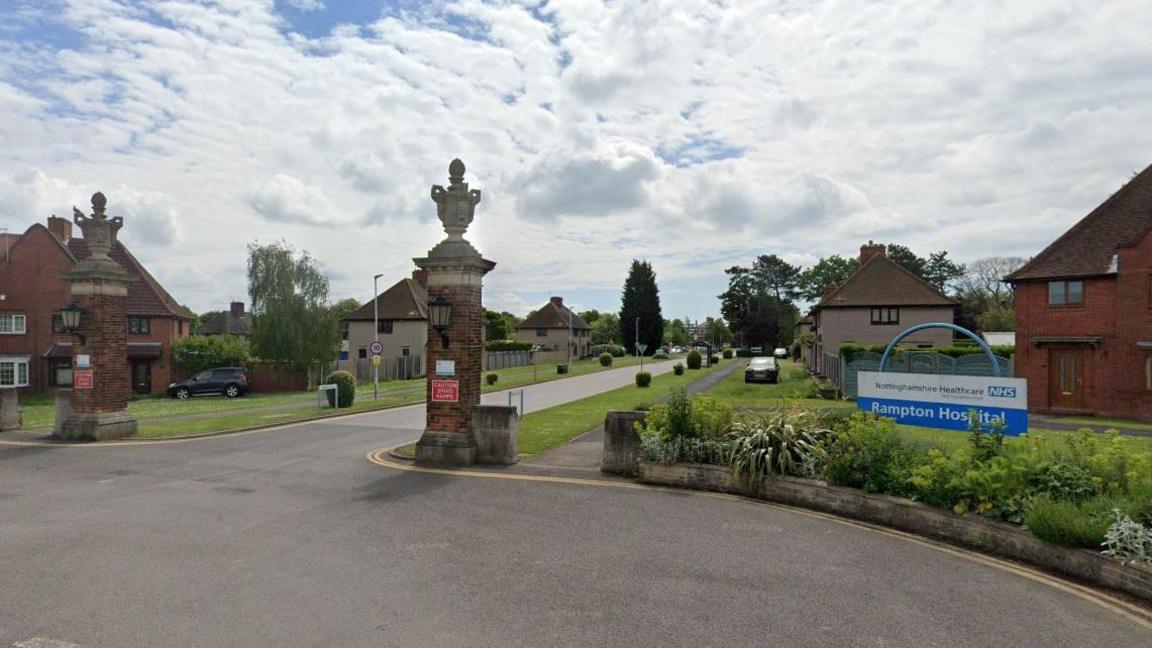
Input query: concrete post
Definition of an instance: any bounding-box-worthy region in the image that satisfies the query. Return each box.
[0,388,20,431]
[58,192,138,441]
[601,410,648,477]
[414,159,496,466]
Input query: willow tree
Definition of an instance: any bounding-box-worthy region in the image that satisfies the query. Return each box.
[247,241,340,382]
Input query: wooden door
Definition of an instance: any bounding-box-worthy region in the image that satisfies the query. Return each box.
[131,360,152,395]
[1048,349,1084,409]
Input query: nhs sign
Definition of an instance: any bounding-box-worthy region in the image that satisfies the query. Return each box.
[857,372,1029,436]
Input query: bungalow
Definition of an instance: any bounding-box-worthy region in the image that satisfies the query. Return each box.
[1006,164,1152,420]
[515,296,592,359]
[810,242,957,375]
[0,215,192,395]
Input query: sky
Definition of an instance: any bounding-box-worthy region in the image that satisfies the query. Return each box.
[1,0,1151,321]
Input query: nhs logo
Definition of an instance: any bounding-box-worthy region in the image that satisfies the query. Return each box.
[988,386,1017,398]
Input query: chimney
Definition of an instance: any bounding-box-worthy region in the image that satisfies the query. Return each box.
[549,296,563,306]
[412,269,428,287]
[859,240,886,265]
[230,301,245,317]
[47,215,72,242]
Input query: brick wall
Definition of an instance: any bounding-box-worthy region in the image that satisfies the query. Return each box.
[1015,231,1152,420]
[424,279,484,435]
[71,284,131,414]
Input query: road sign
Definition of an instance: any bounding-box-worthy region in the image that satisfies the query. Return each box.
[435,360,455,376]
[74,369,93,390]
[857,371,1029,436]
[369,341,383,356]
[636,343,648,354]
[431,380,459,402]
[371,355,381,367]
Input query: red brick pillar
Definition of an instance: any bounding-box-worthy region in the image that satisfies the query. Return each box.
[58,192,138,441]
[414,160,496,465]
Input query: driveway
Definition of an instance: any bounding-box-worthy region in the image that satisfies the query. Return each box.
[0,360,1149,647]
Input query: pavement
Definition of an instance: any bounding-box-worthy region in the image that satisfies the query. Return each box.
[1,360,1151,647]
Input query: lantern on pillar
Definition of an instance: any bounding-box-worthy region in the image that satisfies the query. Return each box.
[429,294,452,348]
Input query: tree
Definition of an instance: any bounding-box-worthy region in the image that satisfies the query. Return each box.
[330,297,362,323]
[705,318,733,346]
[922,251,966,292]
[197,310,225,334]
[483,309,513,341]
[797,255,859,302]
[172,335,250,375]
[578,309,602,324]
[885,244,926,278]
[590,312,619,345]
[750,254,802,303]
[718,254,801,348]
[954,256,1026,332]
[247,241,340,377]
[619,260,664,355]
[665,318,689,346]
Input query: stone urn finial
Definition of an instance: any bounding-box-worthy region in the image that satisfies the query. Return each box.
[71,190,124,267]
[430,158,482,242]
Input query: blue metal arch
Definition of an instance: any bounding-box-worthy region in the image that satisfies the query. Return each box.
[878,322,1001,378]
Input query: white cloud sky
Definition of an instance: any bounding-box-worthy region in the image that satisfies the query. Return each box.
[1,0,1150,318]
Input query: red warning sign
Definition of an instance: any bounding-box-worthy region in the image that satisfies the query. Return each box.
[430,380,459,403]
[74,369,94,390]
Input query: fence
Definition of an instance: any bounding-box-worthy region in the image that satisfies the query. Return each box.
[344,355,423,382]
[484,350,532,370]
[838,350,1012,399]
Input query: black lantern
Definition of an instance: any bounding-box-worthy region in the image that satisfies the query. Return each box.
[429,294,452,348]
[60,302,85,344]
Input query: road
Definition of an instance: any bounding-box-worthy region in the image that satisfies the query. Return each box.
[1,360,1149,647]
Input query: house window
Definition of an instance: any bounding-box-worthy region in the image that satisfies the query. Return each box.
[128,316,151,334]
[358,348,367,359]
[870,307,899,325]
[178,320,184,335]
[0,357,29,387]
[377,320,393,334]
[52,314,67,334]
[49,358,73,387]
[0,314,27,334]
[340,321,349,340]
[536,328,548,337]
[1048,280,1084,305]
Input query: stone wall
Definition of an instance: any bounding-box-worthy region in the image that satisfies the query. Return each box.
[472,405,518,465]
[601,410,648,477]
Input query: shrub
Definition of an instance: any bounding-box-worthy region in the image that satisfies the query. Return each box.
[722,349,733,359]
[323,370,356,408]
[1024,496,1120,548]
[826,413,923,496]
[172,334,250,375]
[1104,510,1152,564]
[673,363,685,375]
[709,355,720,364]
[686,350,702,369]
[599,352,613,367]
[640,435,731,466]
[653,353,670,360]
[642,392,733,442]
[735,348,752,358]
[729,411,830,488]
[485,340,533,352]
[485,373,499,385]
[610,345,627,357]
[635,371,652,387]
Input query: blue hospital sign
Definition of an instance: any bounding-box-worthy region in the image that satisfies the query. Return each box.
[857,372,1029,436]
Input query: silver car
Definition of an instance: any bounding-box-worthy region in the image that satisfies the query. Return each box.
[744,357,779,384]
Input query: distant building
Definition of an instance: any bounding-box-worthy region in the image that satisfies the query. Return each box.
[980,332,1015,348]
[1006,165,1152,420]
[0,215,192,394]
[340,270,428,375]
[515,296,592,358]
[810,242,957,375]
[199,301,252,337]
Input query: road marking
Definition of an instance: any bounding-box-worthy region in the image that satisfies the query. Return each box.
[14,639,82,648]
[367,444,1152,633]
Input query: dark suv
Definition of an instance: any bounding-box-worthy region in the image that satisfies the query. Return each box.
[168,367,249,399]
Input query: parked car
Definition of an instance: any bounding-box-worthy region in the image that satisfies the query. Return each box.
[168,367,249,399]
[744,357,779,384]
[670,346,683,353]
[774,347,788,358]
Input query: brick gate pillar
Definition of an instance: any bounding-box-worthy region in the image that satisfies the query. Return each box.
[58,192,138,441]
[414,159,495,466]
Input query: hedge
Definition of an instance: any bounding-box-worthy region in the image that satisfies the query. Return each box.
[485,340,533,352]
[324,370,356,408]
[839,342,1015,362]
[172,334,250,375]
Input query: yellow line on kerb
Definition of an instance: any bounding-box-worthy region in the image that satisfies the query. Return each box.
[367,445,1152,633]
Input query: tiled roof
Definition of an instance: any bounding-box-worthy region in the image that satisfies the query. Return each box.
[67,239,193,319]
[344,277,428,321]
[1007,163,1152,282]
[199,311,252,336]
[517,300,591,330]
[817,254,957,308]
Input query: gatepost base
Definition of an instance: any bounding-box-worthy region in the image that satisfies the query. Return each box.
[58,410,138,442]
[415,430,477,466]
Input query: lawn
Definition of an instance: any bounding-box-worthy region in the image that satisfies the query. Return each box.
[482,354,652,392]
[517,358,728,456]
[1048,415,1152,431]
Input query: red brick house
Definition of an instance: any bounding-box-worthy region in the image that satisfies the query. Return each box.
[1007,165,1152,421]
[0,215,192,395]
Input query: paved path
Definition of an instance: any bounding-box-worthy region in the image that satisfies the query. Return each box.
[1,360,1150,647]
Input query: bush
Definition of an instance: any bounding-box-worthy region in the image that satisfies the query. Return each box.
[642,392,733,443]
[1024,496,1122,548]
[653,353,670,360]
[599,352,613,367]
[485,372,498,385]
[735,348,752,358]
[709,355,720,365]
[686,350,702,369]
[610,345,627,357]
[640,435,731,466]
[729,411,830,488]
[324,370,356,408]
[1104,510,1152,563]
[722,349,733,359]
[826,413,923,496]
[635,371,652,387]
[172,334,250,375]
[673,363,685,376]
[485,340,533,352]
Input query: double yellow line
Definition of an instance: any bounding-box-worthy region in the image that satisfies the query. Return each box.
[368,445,1152,633]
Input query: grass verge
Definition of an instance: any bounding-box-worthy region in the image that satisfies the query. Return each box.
[517,359,728,456]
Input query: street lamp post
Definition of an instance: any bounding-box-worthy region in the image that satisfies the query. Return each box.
[373,273,383,401]
[635,316,642,372]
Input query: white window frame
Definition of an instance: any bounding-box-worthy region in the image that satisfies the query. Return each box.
[0,356,30,387]
[0,314,27,335]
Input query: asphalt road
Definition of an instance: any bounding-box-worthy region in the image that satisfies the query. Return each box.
[1,361,1150,647]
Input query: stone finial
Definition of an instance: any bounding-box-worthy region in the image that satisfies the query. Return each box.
[430,158,482,242]
[71,190,124,264]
